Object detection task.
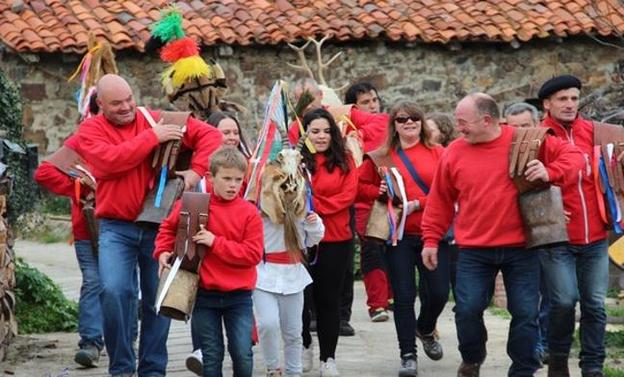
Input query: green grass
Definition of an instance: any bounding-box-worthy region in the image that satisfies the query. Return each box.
[21,227,69,244]
[487,306,511,320]
[607,288,621,299]
[604,366,624,377]
[606,305,624,318]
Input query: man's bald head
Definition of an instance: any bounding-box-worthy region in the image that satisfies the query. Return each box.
[455,92,501,144]
[96,74,136,126]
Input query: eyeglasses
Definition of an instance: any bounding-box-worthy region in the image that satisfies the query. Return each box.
[395,115,420,124]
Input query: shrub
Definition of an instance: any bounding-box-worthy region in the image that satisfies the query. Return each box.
[14,258,78,334]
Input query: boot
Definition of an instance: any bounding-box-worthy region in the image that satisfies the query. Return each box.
[547,354,570,377]
[457,362,480,377]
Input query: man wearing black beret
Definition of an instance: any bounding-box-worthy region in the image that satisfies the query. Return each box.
[539,75,608,377]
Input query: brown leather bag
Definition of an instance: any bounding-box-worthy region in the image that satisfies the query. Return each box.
[135,109,192,228]
[156,191,210,321]
[509,127,568,248]
[46,147,99,254]
[364,150,403,242]
[593,121,624,226]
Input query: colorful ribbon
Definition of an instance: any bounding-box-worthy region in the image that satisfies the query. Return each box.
[154,166,168,208]
[599,156,623,234]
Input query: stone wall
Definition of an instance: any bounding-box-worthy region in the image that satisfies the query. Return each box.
[1,36,622,154]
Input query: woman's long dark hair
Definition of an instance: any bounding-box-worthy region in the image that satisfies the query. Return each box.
[206,111,252,158]
[301,108,349,174]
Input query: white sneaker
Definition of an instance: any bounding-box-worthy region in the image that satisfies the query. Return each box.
[302,343,314,372]
[185,349,203,376]
[320,357,340,377]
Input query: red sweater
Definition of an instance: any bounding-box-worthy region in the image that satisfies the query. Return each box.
[542,115,607,245]
[34,135,91,241]
[311,153,358,242]
[422,125,584,248]
[76,110,222,221]
[358,143,444,236]
[287,107,388,153]
[154,194,263,291]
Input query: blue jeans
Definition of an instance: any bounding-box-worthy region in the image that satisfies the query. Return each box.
[191,289,254,377]
[74,240,104,350]
[538,240,608,373]
[384,235,450,357]
[98,219,171,376]
[455,247,540,377]
[536,265,550,357]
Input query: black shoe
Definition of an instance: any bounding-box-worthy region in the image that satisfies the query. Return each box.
[74,345,100,368]
[339,320,355,336]
[416,329,443,361]
[399,353,418,377]
[457,361,480,377]
[547,354,570,377]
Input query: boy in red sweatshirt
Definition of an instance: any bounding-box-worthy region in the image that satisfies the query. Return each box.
[421,93,583,377]
[154,147,263,377]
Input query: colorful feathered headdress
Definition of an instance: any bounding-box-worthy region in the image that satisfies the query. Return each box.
[146,6,244,120]
[68,32,118,120]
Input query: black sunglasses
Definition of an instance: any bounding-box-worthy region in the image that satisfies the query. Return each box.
[395,115,420,124]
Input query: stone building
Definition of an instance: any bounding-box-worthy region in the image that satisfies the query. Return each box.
[0,0,624,154]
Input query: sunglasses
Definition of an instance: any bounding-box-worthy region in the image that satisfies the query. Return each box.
[395,115,420,124]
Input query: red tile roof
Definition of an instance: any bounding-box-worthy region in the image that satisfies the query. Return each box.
[1,0,624,53]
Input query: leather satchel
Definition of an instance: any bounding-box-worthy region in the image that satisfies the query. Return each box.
[156,191,210,321]
[46,147,99,254]
[509,127,568,248]
[364,150,402,242]
[135,109,192,228]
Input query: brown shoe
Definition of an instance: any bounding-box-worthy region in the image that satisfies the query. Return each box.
[547,355,570,377]
[457,361,480,377]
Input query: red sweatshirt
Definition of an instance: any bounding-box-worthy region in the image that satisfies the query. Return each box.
[422,125,584,248]
[288,107,388,153]
[154,194,264,291]
[76,110,222,221]
[34,135,91,241]
[542,115,607,245]
[358,143,444,236]
[311,153,358,242]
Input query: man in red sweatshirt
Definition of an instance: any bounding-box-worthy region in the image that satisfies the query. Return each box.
[154,147,263,376]
[538,75,609,377]
[77,74,222,377]
[34,134,104,368]
[421,93,583,377]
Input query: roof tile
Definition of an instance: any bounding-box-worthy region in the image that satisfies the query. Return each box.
[1,0,623,53]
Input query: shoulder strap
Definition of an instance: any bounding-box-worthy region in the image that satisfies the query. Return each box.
[397,147,429,194]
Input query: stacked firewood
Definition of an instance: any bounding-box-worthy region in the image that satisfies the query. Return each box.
[0,179,16,361]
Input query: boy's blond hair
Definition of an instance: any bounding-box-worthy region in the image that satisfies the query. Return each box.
[209,147,248,177]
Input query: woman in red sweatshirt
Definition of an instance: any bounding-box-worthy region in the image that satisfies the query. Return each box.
[358,101,448,377]
[300,108,357,377]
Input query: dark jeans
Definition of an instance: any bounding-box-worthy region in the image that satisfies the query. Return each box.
[536,265,550,357]
[384,235,450,357]
[340,243,355,322]
[538,240,608,373]
[98,219,170,377]
[74,240,104,351]
[455,247,540,377]
[309,240,353,361]
[192,289,254,377]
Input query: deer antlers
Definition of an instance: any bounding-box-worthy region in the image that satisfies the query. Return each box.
[287,35,345,88]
